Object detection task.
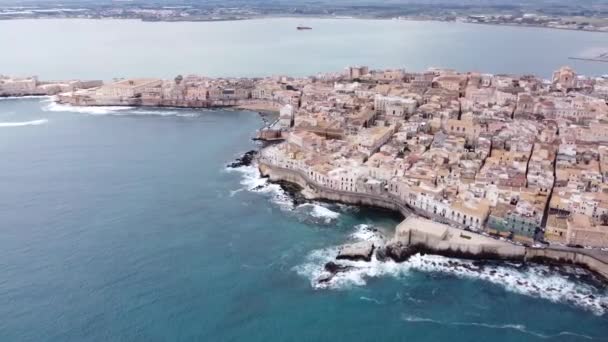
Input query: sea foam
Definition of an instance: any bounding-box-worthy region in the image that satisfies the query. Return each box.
[0,119,48,127]
[42,102,199,117]
[296,203,340,224]
[0,95,51,101]
[233,160,608,315]
[229,163,345,224]
[401,315,595,339]
[43,102,132,115]
[294,223,608,315]
[227,164,294,210]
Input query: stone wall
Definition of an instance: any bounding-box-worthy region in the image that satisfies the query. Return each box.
[525,248,608,280]
[258,162,410,216]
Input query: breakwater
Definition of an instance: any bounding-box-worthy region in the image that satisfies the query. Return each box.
[259,161,608,282]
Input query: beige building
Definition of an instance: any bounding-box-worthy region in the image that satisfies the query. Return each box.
[552,66,576,91]
[566,213,608,247]
[0,76,38,95]
[97,79,162,98]
[444,119,482,141]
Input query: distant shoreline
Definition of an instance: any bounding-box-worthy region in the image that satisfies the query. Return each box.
[0,15,606,34]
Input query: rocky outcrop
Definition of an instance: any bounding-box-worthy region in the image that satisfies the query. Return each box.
[274,180,307,206]
[318,261,354,284]
[227,150,257,168]
[324,261,353,274]
[379,241,418,262]
[336,241,375,262]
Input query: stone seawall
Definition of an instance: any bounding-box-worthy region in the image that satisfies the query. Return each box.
[525,248,608,280]
[258,162,410,216]
[408,230,527,260]
[392,216,527,262]
[397,217,608,281]
[259,162,608,282]
[56,95,280,111]
[259,162,471,228]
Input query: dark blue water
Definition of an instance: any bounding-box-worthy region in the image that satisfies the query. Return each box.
[0,98,607,341]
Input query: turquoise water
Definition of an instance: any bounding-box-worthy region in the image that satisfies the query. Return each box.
[0,98,606,341]
[0,18,607,79]
[1,17,608,340]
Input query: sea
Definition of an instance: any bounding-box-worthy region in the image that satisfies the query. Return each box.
[0,18,607,341]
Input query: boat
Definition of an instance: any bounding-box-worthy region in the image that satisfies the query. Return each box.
[297,26,312,30]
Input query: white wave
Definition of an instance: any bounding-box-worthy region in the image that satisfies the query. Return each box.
[401,315,440,324]
[405,254,608,316]
[0,119,48,127]
[227,164,294,210]
[43,102,202,118]
[229,164,344,221]
[294,245,408,290]
[293,223,398,289]
[130,109,199,117]
[42,102,132,115]
[129,109,179,116]
[176,113,199,118]
[0,95,51,100]
[297,203,340,223]
[359,296,383,304]
[295,241,608,315]
[401,315,595,339]
[350,224,385,245]
[229,188,244,197]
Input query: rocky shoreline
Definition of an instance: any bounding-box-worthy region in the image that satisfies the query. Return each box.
[226,150,257,168]
[257,162,608,286]
[319,237,608,288]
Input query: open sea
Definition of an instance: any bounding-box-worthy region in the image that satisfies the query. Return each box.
[0,18,607,341]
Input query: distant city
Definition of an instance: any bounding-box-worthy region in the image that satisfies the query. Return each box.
[1,0,608,32]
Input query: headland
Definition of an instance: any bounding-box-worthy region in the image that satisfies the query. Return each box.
[6,64,608,283]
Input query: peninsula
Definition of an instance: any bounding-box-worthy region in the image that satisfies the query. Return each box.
[7,65,608,281]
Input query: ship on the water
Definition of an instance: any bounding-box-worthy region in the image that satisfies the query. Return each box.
[297,26,312,30]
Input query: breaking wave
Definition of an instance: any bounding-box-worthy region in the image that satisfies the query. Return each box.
[294,224,608,315]
[228,164,343,225]
[227,164,294,210]
[0,95,51,100]
[42,102,132,115]
[349,224,386,244]
[0,119,48,127]
[129,109,199,117]
[401,315,595,339]
[42,102,199,117]
[294,223,402,289]
[296,203,340,224]
[230,159,608,316]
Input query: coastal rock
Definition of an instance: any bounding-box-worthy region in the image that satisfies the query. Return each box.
[318,262,355,284]
[324,261,353,274]
[385,241,417,262]
[274,180,307,206]
[336,241,375,262]
[227,150,257,168]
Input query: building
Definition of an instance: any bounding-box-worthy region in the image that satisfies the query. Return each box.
[97,78,162,98]
[552,66,576,91]
[279,104,294,129]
